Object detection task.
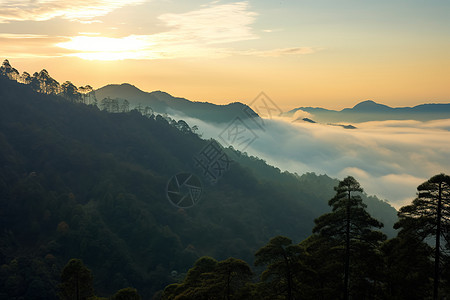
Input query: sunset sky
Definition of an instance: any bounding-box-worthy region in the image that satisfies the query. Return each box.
[1,0,449,110]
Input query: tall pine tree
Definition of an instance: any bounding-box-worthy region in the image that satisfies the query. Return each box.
[255,236,305,300]
[395,173,450,300]
[313,176,386,300]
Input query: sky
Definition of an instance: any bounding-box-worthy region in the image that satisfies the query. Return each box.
[1,0,449,110]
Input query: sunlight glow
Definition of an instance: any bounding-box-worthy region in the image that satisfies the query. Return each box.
[56,36,156,61]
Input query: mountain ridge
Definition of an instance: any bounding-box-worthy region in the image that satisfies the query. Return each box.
[96,83,258,124]
[286,99,450,123]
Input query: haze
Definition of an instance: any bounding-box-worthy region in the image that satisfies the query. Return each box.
[166,110,450,209]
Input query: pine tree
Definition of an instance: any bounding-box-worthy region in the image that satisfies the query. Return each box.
[313,176,386,300]
[395,173,450,300]
[59,259,94,300]
[255,236,305,300]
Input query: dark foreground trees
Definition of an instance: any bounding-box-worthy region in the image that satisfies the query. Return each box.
[311,176,386,299]
[112,287,142,300]
[158,174,450,299]
[162,256,252,300]
[55,175,450,300]
[395,173,450,300]
[59,259,143,300]
[254,236,307,300]
[380,235,432,299]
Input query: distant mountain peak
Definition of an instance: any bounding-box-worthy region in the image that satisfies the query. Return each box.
[120,83,137,88]
[97,83,150,98]
[152,90,170,95]
[102,83,139,89]
[350,100,391,112]
[355,100,377,106]
[117,83,142,90]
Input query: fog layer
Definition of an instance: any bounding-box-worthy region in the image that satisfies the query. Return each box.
[168,108,450,209]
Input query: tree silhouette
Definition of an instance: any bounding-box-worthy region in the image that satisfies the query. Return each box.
[0,59,20,81]
[255,236,304,300]
[313,176,385,300]
[100,97,112,112]
[78,85,95,104]
[20,71,32,84]
[32,69,60,94]
[204,257,252,300]
[112,287,141,300]
[395,173,450,300]
[175,120,191,133]
[163,256,218,299]
[162,256,252,300]
[61,81,81,102]
[143,106,153,118]
[59,259,94,300]
[380,235,432,299]
[121,99,130,113]
[299,235,342,299]
[135,103,144,115]
[111,98,120,113]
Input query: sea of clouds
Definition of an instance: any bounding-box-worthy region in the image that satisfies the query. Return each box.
[167,108,450,210]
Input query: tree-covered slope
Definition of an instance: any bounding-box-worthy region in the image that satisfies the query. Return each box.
[0,76,397,299]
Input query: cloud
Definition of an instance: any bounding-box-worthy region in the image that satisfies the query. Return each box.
[165,110,450,210]
[158,1,258,45]
[0,33,48,39]
[262,29,282,33]
[55,1,259,60]
[77,32,101,36]
[0,33,67,58]
[1,1,317,61]
[0,0,146,23]
[292,110,314,121]
[236,47,319,57]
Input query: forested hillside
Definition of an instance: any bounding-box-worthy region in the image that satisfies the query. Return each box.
[0,70,397,299]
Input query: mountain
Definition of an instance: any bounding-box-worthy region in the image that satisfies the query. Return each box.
[347,100,392,112]
[286,100,450,123]
[0,75,397,299]
[96,83,258,124]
